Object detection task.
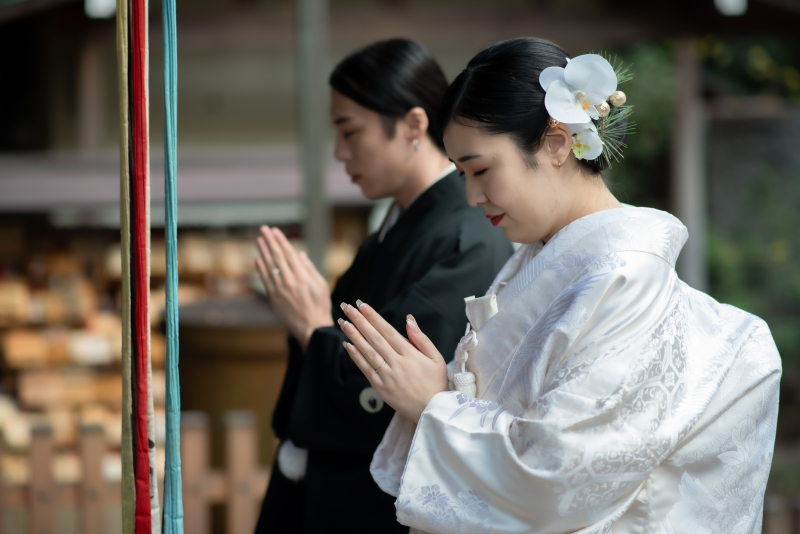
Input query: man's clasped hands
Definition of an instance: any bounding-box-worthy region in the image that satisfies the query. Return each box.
[255,226,448,422]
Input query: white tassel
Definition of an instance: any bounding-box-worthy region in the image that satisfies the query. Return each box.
[452,371,476,396]
[277,439,308,482]
[453,323,478,396]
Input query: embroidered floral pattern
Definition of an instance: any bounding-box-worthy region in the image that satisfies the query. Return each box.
[399,484,493,534]
[449,393,509,430]
[416,484,451,510]
[547,249,596,277]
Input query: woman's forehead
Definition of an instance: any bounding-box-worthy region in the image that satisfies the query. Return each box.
[443,121,512,155]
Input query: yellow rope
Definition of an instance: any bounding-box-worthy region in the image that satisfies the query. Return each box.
[115,0,136,531]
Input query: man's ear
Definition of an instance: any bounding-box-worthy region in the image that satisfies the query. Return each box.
[544,125,573,167]
[402,107,429,142]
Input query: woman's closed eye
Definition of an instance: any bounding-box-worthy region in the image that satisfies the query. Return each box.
[458,169,487,178]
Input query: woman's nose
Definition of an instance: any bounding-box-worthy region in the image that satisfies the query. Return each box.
[464,177,487,208]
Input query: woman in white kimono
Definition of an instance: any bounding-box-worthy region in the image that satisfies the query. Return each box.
[336,37,782,534]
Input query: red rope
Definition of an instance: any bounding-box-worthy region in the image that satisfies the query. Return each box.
[131,0,152,530]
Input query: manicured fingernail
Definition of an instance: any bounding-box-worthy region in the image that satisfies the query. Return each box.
[340,302,347,311]
[337,318,344,326]
[357,300,372,313]
[342,341,350,349]
[347,304,355,310]
[356,299,364,308]
[406,314,418,330]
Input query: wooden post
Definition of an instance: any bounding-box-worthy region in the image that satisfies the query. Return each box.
[29,423,55,534]
[225,411,259,534]
[79,424,105,534]
[181,412,211,534]
[671,38,708,292]
[77,34,105,153]
[296,0,331,273]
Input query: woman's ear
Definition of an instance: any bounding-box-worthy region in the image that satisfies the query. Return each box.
[402,107,429,142]
[544,125,573,168]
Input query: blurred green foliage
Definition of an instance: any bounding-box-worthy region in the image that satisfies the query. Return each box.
[697,36,800,101]
[603,44,676,210]
[708,172,800,370]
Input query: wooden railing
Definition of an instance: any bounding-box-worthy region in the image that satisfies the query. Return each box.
[0,410,269,534]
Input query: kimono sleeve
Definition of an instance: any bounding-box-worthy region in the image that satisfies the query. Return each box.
[287,233,508,455]
[271,335,304,441]
[392,256,694,534]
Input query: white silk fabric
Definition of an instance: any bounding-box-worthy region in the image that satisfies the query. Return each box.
[371,206,781,534]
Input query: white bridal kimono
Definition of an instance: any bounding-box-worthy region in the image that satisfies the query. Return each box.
[371,206,781,534]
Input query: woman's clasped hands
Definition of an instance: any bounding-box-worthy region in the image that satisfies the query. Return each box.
[338,301,449,422]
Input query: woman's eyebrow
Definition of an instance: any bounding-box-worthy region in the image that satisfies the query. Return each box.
[333,116,353,125]
[449,154,481,163]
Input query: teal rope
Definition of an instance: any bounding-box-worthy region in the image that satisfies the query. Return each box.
[162,0,183,531]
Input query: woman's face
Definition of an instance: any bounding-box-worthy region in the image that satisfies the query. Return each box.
[443,120,566,244]
[331,89,411,200]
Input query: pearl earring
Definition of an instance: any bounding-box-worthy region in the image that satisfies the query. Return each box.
[413,139,419,152]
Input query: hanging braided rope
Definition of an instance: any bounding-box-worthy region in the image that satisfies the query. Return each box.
[162,0,184,529]
[115,0,135,531]
[119,0,178,530]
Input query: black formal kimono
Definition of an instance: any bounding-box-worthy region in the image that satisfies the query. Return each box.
[254,171,513,534]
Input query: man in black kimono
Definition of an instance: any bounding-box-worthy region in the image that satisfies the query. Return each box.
[253,38,513,533]
[253,169,511,533]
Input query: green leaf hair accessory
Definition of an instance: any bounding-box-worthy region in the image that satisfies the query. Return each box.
[597,104,635,167]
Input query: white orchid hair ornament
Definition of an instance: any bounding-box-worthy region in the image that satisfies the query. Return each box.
[539,53,635,167]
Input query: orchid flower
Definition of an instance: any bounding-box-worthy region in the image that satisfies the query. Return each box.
[566,122,603,161]
[539,54,618,123]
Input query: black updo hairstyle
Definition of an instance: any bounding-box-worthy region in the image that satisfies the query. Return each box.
[330,38,449,154]
[438,37,621,174]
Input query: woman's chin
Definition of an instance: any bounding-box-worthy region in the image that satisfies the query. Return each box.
[498,226,516,241]
[500,226,535,246]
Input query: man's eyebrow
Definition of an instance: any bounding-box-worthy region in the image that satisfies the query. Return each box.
[333,117,353,125]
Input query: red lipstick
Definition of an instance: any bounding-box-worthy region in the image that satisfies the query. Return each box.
[486,214,505,226]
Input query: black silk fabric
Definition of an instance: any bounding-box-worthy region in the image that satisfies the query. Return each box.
[255,171,513,534]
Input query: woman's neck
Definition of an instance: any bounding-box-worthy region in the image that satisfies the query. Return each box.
[544,176,621,244]
[393,150,453,209]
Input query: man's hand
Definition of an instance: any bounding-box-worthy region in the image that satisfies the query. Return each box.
[255,226,333,351]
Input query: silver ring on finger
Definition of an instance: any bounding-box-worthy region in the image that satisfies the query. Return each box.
[271,268,281,275]
[374,359,387,374]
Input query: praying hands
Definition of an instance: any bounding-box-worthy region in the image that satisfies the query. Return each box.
[338,301,449,422]
[255,226,333,351]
